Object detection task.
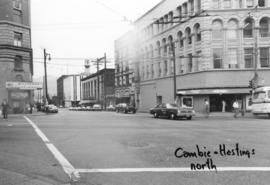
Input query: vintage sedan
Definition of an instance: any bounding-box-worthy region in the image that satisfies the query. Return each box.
[46,104,58,113]
[150,103,195,120]
[115,103,136,114]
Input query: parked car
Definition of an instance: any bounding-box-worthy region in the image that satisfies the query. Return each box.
[92,104,102,111]
[107,105,116,111]
[46,104,58,113]
[116,103,136,114]
[150,103,195,120]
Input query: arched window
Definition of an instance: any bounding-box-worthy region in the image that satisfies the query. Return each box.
[260,17,269,37]
[212,19,223,39]
[243,18,254,38]
[185,27,192,44]
[150,44,154,61]
[227,19,239,39]
[177,31,184,47]
[194,23,201,41]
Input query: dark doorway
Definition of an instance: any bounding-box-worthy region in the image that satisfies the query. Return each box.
[209,94,242,112]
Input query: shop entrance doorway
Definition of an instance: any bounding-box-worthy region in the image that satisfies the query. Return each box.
[209,94,242,112]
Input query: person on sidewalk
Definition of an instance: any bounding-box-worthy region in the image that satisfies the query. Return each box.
[232,100,240,118]
[222,100,226,112]
[204,99,210,118]
[1,99,10,120]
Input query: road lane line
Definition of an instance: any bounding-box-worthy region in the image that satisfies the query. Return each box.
[24,116,80,181]
[77,167,270,173]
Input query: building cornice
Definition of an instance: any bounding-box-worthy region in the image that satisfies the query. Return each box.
[0,44,32,52]
[0,21,31,30]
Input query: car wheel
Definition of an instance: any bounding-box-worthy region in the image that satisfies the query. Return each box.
[133,110,136,114]
[154,112,159,118]
[187,116,192,120]
[170,113,176,120]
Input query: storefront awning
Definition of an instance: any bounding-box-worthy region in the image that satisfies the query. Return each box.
[177,88,251,95]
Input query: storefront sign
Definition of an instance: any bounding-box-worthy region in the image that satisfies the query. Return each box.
[10,92,29,99]
[6,82,42,90]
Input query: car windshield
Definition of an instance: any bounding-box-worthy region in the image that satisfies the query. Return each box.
[253,91,266,101]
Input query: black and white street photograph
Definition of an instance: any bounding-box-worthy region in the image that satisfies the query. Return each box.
[1,0,270,184]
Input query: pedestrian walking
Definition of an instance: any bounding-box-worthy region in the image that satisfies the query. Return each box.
[1,99,10,120]
[204,99,210,118]
[232,100,240,118]
[222,100,226,112]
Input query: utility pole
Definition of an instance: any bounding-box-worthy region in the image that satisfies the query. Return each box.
[43,49,51,104]
[103,53,107,110]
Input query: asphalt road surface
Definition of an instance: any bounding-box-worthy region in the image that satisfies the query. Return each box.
[1,109,270,185]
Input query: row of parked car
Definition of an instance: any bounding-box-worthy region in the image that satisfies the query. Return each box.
[68,103,137,114]
[69,104,102,111]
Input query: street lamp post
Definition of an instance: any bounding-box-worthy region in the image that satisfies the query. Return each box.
[43,49,51,104]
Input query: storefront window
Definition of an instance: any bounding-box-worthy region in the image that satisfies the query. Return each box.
[182,96,193,108]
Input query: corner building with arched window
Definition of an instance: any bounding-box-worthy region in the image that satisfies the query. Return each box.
[115,0,270,113]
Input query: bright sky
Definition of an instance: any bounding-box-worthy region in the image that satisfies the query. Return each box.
[31,0,161,78]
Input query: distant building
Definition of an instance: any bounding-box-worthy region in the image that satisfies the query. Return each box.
[0,0,34,113]
[115,0,270,112]
[115,31,137,106]
[57,75,81,107]
[81,69,115,108]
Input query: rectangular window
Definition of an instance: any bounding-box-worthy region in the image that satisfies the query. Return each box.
[246,0,254,7]
[179,56,184,73]
[213,48,223,69]
[189,0,194,14]
[13,0,22,10]
[194,51,201,71]
[170,60,174,74]
[151,64,154,78]
[213,0,221,8]
[14,32,22,46]
[228,48,238,68]
[260,48,269,67]
[223,0,231,8]
[164,61,168,76]
[13,9,22,24]
[177,6,182,21]
[244,48,254,68]
[14,55,23,71]
[158,62,161,77]
[183,3,188,18]
[188,54,193,72]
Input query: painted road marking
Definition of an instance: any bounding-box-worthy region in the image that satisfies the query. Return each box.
[24,116,80,181]
[22,116,270,177]
[77,167,270,173]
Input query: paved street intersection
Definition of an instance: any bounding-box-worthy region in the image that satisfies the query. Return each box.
[0,109,270,185]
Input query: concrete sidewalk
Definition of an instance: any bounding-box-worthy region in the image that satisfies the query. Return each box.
[195,111,254,118]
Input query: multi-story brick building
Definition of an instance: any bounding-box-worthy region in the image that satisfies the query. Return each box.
[81,69,115,108]
[115,0,270,113]
[114,31,137,105]
[0,0,33,113]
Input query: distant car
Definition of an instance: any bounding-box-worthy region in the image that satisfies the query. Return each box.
[150,103,195,120]
[107,105,116,111]
[46,104,58,113]
[92,104,102,111]
[116,103,136,114]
